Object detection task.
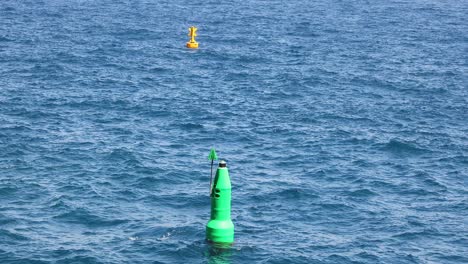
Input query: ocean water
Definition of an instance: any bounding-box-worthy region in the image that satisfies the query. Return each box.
[1,0,467,263]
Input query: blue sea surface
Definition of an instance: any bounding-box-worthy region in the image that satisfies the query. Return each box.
[1,0,467,263]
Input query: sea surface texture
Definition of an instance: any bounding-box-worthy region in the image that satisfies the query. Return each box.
[1,0,467,263]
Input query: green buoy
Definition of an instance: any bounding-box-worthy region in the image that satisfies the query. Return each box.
[206,158,234,244]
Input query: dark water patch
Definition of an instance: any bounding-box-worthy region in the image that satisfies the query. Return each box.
[265,256,312,264]
[379,139,429,156]
[398,186,440,197]
[368,180,399,190]
[422,177,448,191]
[345,137,376,146]
[0,214,19,226]
[140,108,172,118]
[0,186,18,197]
[174,122,205,131]
[1,124,33,134]
[251,188,319,202]
[0,229,29,242]
[319,203,354,212]
[148,66,171,73]
[56,255,106,264]
[0,36,13,42]
[277,187,319,201]
[53,208,128,227]
[0,257,50,264]
[346,188,378,198]
[433,254,468,264]
[445,201,468,211]
[134,175,162,188]
[354,251,380,263]
[108,172,136,182]
[157,193,206,209]
[392,228,445,240]
[323,254,358,264]
[49,199,70,210]
[105,148,140,163]
[2,6,16,12]
[111,28,155,40]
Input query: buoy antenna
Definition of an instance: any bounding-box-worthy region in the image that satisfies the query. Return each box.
[208,148,218,195]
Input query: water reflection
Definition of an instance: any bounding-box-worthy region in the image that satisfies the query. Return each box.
[206,242,233,264]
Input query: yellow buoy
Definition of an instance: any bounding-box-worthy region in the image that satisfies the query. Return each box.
[186,26,199,49]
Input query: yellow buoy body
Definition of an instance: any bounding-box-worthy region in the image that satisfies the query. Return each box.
[186,42,199,49]
[187,26,199,49]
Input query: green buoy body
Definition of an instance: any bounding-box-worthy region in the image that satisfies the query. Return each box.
[206,160,234,244]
